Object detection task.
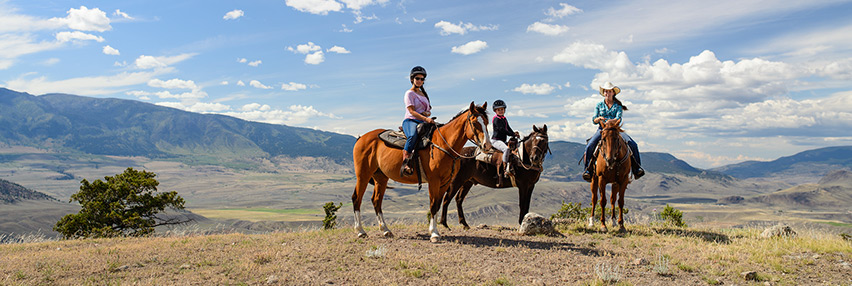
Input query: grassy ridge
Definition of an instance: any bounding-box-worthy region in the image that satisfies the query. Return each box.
[1,222,849,285]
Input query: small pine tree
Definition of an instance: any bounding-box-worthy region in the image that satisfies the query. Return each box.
[322,202,342,230]
[54,168,187,239]
[659,204,686,227]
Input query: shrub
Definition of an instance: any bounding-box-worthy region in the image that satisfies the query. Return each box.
[551,201,629,222]
[323,202,343,230]
[659,204,686,227]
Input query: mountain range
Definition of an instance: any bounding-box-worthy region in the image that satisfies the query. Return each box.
[0,88,354,163]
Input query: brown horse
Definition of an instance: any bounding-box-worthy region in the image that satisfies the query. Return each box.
[440,125,549,229]
[351,102,492,242]
[589,119,631,232]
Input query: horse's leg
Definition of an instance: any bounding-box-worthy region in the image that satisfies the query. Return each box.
[351,173,372,238]
[617,182,627,233]
[456,181,474,230]
[371,173,393,237]
[440,175,465,230]
[610,182,619,227]
[588,179,598,228]
[427,181,446,243]
[598,181,608,233]
[517,184,534,225]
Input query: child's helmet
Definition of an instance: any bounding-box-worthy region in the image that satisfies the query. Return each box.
[410,66,427,78]
[493,99,507,110]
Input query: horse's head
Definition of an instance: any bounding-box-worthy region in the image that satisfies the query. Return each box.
[463,101,492,151]
[524,124,549,170]
[599,119,625,169]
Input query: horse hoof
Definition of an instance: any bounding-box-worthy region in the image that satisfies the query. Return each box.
[462,225,470,230]
[618,226,627,233]
[382,231,394,238]
[357,232,368,239]
[600,226,608,233]
[430,234,441,243]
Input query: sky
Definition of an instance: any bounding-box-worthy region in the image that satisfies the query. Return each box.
[1,0,852,169]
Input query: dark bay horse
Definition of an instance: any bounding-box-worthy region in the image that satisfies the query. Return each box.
[589,119,631,232]
[351,102,492,242]
[440,125,549,229]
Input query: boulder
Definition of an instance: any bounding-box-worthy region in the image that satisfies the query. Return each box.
[760,224,797,239]
[518,213,562,237]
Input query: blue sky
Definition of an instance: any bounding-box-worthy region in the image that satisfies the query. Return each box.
[2,0,852,168]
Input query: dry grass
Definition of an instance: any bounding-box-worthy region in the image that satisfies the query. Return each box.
[1,222,849,285]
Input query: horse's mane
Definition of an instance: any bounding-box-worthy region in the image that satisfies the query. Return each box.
[447,105,489,123]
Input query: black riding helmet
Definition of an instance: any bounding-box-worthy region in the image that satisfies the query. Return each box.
[493,99,507,110]
[410,66,427,79]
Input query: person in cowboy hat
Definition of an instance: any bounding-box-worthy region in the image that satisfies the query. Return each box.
[400,66,435,177]
[582,81,644,182]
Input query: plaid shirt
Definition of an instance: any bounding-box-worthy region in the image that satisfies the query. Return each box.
[592,101,622,124]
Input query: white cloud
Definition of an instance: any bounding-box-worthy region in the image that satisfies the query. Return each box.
[237,58,247,63]
[43,58,60,66]
[451,40,488,55]
[327,46,350,54]
[134,53,196,69]
[545,3,582,19]
[248,60,262,67]
[148,78,198,90]
[113,9,133,20]
[513,83,555,95]
[4,69,172,96]
[281,82,308,91]
[0,34,62,69]
[56,31,104,42]
[153,90,208,100]
[102,45,119,55]
[339,24,353,32]
[526,22,569,36]
[157,101,230,113]
[249,80,272,89]
[223,9,244,20]
[50,6,111,32]
[339,0,389,10]
[434,21,498,36]
[220,81,229,85]
[305,51,325,64]
[241,103,272,112]
[284,0,343,15]
[413,17,426,23]
[236,80,245,86]
[288,42,322,54]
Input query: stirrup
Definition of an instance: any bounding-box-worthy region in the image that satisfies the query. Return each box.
[400,158,413,177]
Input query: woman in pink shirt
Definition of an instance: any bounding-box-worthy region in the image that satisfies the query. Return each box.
[401,66,436,176]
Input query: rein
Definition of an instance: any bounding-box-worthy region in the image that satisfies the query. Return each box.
[600,127,630,170]
[429,110,487,190]
[514,133,549,171]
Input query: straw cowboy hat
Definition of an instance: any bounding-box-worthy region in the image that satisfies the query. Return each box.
[599,82,621,96]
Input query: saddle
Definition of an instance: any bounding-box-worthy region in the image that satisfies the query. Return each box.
[378,121,436,150]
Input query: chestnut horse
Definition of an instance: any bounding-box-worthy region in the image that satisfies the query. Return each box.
[440,125,549,229]
[589,119,631,232]
[351,102,492,242]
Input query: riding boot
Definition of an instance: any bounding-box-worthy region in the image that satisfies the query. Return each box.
[582,160,594,182]
[504,154,515,177]
[496,163,504,187]
[632,160,645,179]
[400,151,414,177]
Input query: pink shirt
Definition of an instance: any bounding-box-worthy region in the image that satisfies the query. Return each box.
[403,90,431,120]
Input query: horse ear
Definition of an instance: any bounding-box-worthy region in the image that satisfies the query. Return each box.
[469,101,476,112]
[541,124,547,133]
[533,125,539,132]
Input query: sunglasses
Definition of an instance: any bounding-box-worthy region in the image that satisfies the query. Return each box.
[414,77,426,81]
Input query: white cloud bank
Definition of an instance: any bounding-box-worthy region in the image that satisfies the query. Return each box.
[434,21,498,36]
[451,40,488,55]
[527,22,569,36]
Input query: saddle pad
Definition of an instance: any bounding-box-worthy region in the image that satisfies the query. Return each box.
[378,129,432,150]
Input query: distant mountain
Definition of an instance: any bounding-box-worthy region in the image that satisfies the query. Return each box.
[742,170,852,210]
[542,141,729,181]
[712,146,852,180]
[0,178,56,204]
[0,88,356,163]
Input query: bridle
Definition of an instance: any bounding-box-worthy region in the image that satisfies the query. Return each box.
[430,107,489,189]
[517,131,550,171]
[599,126,629,170]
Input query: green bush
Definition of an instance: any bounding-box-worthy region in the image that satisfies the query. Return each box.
[322,202,342,230]
[659,204,686,227]
[551,201,628,222]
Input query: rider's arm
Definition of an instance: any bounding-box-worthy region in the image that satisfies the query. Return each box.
[407,105,434,124]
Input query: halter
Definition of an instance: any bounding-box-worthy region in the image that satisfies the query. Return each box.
[599,126,630,170]
[515,132,550,171]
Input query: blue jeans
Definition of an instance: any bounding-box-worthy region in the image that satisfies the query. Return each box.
[584,129,641,169]
[402,118,423,152]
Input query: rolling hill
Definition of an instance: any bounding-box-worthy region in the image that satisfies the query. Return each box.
[0,178,56,204]
[712,146,852,182]
[0,88,355,163]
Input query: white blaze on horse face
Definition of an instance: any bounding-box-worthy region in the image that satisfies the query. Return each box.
[476,116,492,149]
